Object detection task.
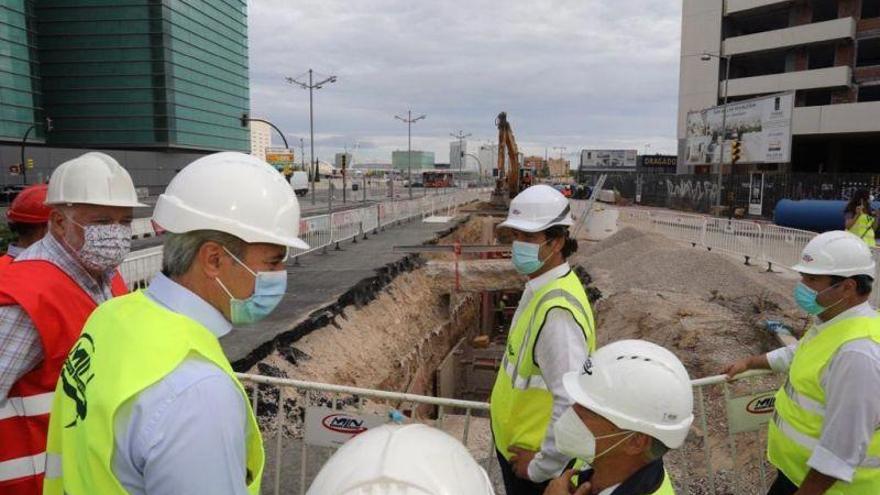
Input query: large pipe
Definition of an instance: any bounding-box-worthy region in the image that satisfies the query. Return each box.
[774,199,880,233]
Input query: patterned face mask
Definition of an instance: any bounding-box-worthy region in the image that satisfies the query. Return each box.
[67,217,132,272]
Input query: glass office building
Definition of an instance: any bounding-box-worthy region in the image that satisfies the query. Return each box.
[0,1,43,143]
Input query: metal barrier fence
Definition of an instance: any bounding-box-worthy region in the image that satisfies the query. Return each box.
[234,369,779,495]
[118,188,491,291]
[703,218,763,264]
[130,218,155,239]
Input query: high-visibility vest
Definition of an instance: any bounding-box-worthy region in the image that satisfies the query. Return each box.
[768,315,880,494]
[570,459,676,494]
[0,260,127,495]
[847,213,876,247]
[42,291,264,495]
[490,270,595,460]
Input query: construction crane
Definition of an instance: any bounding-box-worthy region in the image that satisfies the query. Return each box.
[493,112,523,206]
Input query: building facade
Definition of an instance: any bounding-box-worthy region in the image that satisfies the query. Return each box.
[0,0,250,187]
[250,119,271,160]
[391,150,434,171]
[678,0,880,174]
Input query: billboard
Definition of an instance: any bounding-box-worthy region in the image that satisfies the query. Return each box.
[580,149,637,171]
[265,147,295,171]
[685,92,793,166]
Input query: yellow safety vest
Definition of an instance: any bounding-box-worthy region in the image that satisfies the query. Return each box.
[768,316,880,494]
[569,459,677,494]
[847,213,876,247]
[43,291,264,495]
[490,270,595,459]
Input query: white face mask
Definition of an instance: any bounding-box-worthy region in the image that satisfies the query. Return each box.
[66,216,132,272]
[554,407,634,463]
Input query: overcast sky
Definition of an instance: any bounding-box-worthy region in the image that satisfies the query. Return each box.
[247,0,683,165]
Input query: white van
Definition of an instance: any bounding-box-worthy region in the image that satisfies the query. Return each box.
[291,172,309,197]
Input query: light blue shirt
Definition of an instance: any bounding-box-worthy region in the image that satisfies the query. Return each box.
[112,273,251,495]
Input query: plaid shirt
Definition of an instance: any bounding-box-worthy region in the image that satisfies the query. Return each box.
[0,233,117,400]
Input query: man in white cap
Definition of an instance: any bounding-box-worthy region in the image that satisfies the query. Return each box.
[490,184,596,494]
[308,423,495,494]
[43,152,307,495]
[545,339,693,495]
[724,231,880,495]
[0,152,143,494]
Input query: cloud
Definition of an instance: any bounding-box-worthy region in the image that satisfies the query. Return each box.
[247,0,682,164]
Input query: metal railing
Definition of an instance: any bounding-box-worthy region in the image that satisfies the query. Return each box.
[130,218,155,239]
[234,368,780,495]
[117,188,492,291]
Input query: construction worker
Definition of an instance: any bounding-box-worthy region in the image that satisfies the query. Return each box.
[42,152,307,494]
[491,184,596,494]
[307,423,495,494]
[843,190,878,247]
[544,340,693,495]
[0,152,141,494]
[723,230,880,495]
[1,184,52,265]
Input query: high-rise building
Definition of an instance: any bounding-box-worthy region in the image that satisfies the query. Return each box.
[250,120,272,160]
[0,0,250,187]
[391,150,434,171]
[678,0,880,174]
[450,140,469,171]
[478,144,499,178]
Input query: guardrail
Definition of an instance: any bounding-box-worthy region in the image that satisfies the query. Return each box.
[118,188,491,291]
[233,368,779,494]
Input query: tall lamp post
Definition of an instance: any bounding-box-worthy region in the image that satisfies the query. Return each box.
[701,52,732,209]
[450,130,471,186]
[394,110,426,199]
[464,152,484,186]
[286,69,337,205]
[20,117,53,185]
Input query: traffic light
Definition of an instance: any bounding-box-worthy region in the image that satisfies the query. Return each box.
[730,140,743,165]
[26,158,34,170]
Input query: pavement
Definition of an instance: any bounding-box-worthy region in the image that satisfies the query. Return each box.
[222,214,465,370]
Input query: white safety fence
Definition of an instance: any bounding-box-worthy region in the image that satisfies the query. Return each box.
[130,218,155,239]
[234,369,780,495]
[118,188,491,291]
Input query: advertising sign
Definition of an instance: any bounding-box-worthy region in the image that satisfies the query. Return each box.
[303,406,388,448]
[726,390,776,434]
[749,172,765,216]
[685,92,794,166]
[641,155,678,168]
[580,149,637,171]
[265,147,295,171]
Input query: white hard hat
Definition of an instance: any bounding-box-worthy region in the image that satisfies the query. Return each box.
[153,152,308,249]
[46,152,146,207]
[563,339,694,449]
[498,185,573,233]
[791,230,875,278]
[306,424,495,495]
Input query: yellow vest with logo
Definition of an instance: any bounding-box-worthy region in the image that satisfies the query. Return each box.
[491,270,595,459]
[848,213,876,247]
[43,291,264,495]
[768,315,880,494]
[570,459,677,494]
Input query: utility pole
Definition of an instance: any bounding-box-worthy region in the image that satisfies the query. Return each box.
[701,52,732,209]
[553,146,567,159]
[286,69,336,206]
[20,117,52,185]
[395,110,426,199]
[300,138,305,171]
[450,130,472,186]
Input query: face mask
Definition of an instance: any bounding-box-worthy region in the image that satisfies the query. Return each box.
[793,282,844,316]
[553,407,634,463]
[512,240,550,275]
[66,217,132,272]
[215,248,287,325]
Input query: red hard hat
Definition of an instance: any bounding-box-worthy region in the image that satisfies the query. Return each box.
[7,184,51,224]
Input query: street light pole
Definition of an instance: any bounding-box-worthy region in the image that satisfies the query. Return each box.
[395,110,426,199]
[450,130,472,186]
[286,69,336,206]
[701,52,731,209]
[19,117,52,185]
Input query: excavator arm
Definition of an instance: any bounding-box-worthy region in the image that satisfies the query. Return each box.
[495,112,521,202]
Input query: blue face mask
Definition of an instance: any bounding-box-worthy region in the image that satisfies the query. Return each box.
[793,282,842,316]
[512,240,548,275]
[216,248,288,325]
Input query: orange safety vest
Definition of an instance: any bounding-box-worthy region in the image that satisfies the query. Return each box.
[0,260,127,494]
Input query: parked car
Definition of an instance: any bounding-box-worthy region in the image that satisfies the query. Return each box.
[291,171,309,197]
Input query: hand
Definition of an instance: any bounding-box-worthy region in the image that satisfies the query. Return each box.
[543,469,591,495]
[723,356,752,380]
[509,446,537,480]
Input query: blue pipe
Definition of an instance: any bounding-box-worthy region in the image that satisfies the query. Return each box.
[774,199,880,232]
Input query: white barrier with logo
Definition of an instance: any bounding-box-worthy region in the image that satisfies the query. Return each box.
[130,218,155,239]
[118,246,163,290]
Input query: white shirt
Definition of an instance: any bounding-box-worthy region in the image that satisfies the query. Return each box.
[111,273,251,495]
[766,301,880,483]
[510,262,592,483]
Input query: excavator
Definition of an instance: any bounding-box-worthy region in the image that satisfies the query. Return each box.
[493,112,531,206]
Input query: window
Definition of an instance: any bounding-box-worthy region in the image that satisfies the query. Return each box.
[808,44,836,69]
[801,89,833,106]
[863,0,880,19]
[810,0,838,23]
[857,38,880,67]
[859,85,880,102]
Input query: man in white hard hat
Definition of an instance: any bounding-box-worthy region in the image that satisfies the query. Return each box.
[544,340,692,495]
[723,230,880,495]
[490,184,597,494]
[43,152,307,495]
[0,152,143,494]
[307,423,496,494]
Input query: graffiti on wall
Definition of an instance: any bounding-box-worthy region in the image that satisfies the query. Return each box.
[666,178,720,206]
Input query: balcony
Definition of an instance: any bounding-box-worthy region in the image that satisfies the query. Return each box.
[722,66,851,97]
[723,17,856,56]
[725,0,792,16]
